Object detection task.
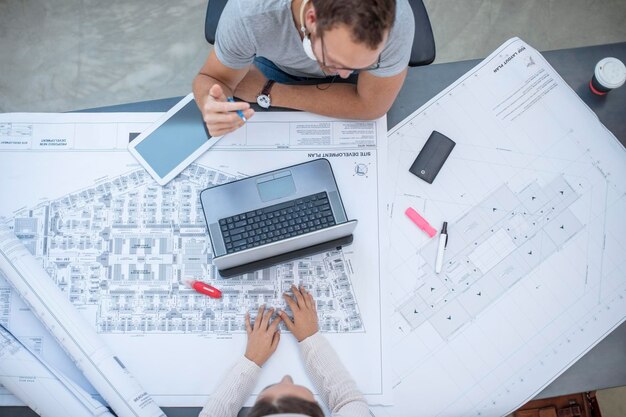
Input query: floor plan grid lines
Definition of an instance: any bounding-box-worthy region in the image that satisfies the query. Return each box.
[0,111,391,406]
[374,38,626,417]
[5,163,365,335]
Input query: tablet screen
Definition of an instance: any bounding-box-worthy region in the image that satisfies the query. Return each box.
[133,99,211,178]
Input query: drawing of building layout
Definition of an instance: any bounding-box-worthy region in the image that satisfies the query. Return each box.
[398,175,582,339]
[0,108,390,407]
[7,164,363,335]
[371,38,626,417]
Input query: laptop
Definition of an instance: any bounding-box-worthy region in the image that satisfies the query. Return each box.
[200,159,357,277]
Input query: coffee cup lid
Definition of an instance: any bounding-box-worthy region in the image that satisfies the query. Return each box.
[594,57,626,89]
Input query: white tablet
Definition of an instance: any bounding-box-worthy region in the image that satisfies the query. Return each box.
[128,93,221,185]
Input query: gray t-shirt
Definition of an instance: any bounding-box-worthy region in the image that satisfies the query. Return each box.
[214,0,415,78]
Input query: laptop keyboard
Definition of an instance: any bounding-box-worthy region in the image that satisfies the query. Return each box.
[218,192,336,253]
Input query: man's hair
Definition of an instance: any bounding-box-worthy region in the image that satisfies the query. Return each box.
[247,396,325,417]
[312,0,396,49]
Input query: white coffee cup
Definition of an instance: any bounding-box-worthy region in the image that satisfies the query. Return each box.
[590,57,626,95]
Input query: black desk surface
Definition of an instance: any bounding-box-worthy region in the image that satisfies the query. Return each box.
[5,42,626,417]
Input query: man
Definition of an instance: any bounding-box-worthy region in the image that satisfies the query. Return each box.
[193,0,414,136]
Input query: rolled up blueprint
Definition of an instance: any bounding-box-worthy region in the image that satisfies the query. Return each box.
[0,324,114,417]
[0,225,166,417]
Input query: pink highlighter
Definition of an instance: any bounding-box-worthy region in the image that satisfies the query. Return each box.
[405,207,437,238]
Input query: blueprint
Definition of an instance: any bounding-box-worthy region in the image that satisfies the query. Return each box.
[0,111,391,406]
[0,324,114,417]
[0,225,167,417]
[373,38,626,417]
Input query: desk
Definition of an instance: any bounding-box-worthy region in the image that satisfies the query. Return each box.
[4,42,625,417]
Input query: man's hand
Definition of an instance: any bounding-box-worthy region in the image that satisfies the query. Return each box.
[279,285,319,342]
[233,65,268,103]
[202,84,254,137]
[244,305,282,367]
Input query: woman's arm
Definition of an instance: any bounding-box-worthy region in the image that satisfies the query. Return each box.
[280,286,370,417]
[199,305,282,417]
[198,356,261,417]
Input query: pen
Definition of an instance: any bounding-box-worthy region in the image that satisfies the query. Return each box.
[227,97,247,122]
[186,279,222,299]
[435,221,448,274]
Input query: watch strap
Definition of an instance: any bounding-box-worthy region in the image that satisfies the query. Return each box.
[261,80,276,96]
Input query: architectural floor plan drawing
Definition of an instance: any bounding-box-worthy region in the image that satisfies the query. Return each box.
[0,111,391,406]
[8,164,363,336]
[372,38,626,417]
[398,175,583,340]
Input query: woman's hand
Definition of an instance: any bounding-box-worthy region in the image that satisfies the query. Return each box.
[279,285,319,342]
[244,305,282,367]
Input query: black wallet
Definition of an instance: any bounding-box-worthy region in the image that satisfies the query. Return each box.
[408,131,456,184]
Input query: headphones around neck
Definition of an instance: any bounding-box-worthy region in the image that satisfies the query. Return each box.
[300,0,317,61]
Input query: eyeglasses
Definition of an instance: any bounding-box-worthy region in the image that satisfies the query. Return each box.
[318,33,381,72]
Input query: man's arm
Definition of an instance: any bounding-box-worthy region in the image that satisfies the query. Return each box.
[236,68,407,120]
[192,50,255,136]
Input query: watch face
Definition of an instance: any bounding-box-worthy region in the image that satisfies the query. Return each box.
[257,94,271,109]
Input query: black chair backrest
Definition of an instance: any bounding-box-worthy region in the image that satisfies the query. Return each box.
[204,0,435,67]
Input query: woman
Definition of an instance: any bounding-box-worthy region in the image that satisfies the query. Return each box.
[199,285,369,417]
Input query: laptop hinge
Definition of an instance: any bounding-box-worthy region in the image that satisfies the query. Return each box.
[218,235,354,278]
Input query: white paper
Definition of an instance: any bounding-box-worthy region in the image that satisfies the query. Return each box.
[376,37,626,417]
[0,226,167,417]
[0,111,392,406]
[0,324,114,417]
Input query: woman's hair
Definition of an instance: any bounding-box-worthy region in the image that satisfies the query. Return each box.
[247,396,325,417]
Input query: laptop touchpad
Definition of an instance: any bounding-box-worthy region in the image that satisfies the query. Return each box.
[256,170,296,202]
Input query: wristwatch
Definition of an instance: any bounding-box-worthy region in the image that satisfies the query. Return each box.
[256,80,276,109]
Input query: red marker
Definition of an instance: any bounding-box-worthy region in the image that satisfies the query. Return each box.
[187,280,222,299]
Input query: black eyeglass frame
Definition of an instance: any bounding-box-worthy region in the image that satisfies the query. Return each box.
[318,33,382,72]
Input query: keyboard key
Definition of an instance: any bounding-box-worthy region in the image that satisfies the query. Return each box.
[221,191,337,253]
[229,227,245,235]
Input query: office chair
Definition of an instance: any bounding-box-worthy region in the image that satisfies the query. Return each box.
[204,0,436,67]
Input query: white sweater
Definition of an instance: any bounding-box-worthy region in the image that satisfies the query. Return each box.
[198,332,370,417]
